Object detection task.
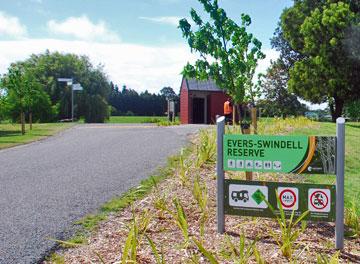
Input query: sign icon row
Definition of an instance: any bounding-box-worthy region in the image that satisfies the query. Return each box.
[228,159,282,170]
[229,184,331,213]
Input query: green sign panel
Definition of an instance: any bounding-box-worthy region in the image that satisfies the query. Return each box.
[223,135,335,174]
[224,180,336,222]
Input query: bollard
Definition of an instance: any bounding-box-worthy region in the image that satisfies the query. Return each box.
[335,117,345,249]
[216,116,225,233]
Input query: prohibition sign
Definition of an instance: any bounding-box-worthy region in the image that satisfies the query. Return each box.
[279,189,297,208]
[310,190,329,209]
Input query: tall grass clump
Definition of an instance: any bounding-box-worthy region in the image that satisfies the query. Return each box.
[178,148,191,186]
[345,200,360,237]
[221,234,264,264]
[160,197,189,247]
[195,129,216,167]
[316,251,340,264]
[146,235,166,264]
[266,192,309,260]
[192,238,219,264]
[173,198,189,246]
[192,174,208,237]
[121,209,152,263]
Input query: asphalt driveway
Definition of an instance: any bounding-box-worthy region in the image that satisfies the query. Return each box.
[0,124,204,264]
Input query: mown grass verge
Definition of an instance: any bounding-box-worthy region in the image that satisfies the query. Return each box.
[0,122,74,150]
[108,116,179,124]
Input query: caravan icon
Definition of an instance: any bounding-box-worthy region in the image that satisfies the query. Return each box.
[231,190,249,202]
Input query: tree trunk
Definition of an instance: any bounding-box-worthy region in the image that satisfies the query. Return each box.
[237,104,244,126]
[20,112,25,135]
[251,107,257,134]
[29,111,32,130]
[330,97,344,122]
[232,105,236,126]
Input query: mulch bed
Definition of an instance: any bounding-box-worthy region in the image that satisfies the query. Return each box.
[44,140,360,263]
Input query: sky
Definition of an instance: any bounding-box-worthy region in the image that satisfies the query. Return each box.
[0,0,293,94]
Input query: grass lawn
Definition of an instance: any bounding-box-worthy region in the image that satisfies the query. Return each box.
[108,116,175,123]
[0,122,74,150]
[289,121,360,212]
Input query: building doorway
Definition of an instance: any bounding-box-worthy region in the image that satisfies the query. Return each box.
[192,97,205,124]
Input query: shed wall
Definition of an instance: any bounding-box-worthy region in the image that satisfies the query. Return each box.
[209,92,229,123]
[180,79,189,124]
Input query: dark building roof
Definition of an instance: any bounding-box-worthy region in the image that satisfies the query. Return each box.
[185,78,223,92]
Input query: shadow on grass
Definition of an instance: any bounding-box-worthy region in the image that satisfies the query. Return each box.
[0,130,22,137]
[347,124,360,129]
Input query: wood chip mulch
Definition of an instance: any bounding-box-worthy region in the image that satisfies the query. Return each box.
[44,140,360,264]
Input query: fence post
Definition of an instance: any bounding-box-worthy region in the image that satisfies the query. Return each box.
[335,117,345,249]
[217,116,225,233]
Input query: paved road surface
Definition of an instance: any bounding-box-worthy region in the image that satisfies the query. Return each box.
[0,124,204,264]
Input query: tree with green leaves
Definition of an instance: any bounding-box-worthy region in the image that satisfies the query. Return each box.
[345,100,360,121]
[10,51,111,123]
[1,64,55,130]
[160,86,177,100]
[0,85,8,122]
[23,69,44,129]
[259,60,308,117]
[275,0,360,121]
[2,66,28,134]
[178,0,265,125]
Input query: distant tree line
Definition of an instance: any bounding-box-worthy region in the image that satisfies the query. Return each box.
[108,85,178,116]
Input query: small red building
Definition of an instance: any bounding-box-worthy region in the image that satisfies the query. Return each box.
[180,78,230,124]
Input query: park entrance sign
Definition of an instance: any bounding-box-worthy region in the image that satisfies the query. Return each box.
[224,135,336,174]
[216,116,346,250]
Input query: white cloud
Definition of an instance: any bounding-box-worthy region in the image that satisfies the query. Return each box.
[47,15,120,42]
[0,11,27,39]
[0,38,276,94]
[139,16,183,27]
[0,39,195,93]
[255,49,279,76]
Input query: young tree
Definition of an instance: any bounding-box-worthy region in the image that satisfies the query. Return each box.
[179,0,265,126]
[2,66,27,134]
[23,69,42,130]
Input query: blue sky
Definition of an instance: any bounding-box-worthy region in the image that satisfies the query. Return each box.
[0,0,293,93]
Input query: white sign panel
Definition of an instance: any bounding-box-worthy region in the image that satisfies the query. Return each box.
[169,101,175,112]
[58,78,72,82]
[229,184,268,209]
[72,83,83,91]
[278,187,299,210]
[308,188,331,213]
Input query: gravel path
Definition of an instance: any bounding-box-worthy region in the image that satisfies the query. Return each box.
[0,124,205,264]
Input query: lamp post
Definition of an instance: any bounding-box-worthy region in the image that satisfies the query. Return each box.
[57,78,83,121]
